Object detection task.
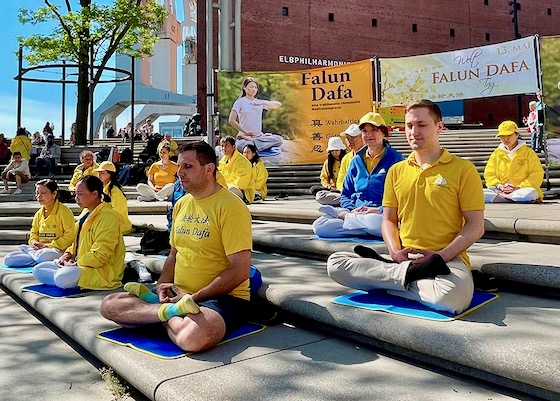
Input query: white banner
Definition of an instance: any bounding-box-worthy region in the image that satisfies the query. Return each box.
[380,36,538,105]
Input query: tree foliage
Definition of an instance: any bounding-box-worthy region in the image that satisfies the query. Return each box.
[18,0,167,144]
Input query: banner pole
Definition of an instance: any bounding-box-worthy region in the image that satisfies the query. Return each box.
[534,35,551,191]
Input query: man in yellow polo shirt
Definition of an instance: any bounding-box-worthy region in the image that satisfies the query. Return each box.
[327,100,485,314]
[101,141,253,352]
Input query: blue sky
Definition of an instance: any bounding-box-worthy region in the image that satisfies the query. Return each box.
[0,1,186,139]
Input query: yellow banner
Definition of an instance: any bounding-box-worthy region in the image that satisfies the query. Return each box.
[217,60,373,164]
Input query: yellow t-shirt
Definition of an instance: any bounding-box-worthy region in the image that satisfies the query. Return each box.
[364,148,383,173]
[148,161,179,189]
[319,159,340,189]
[106,183,133,234]
[252,160,269,199]
[29,200,75,251]
[336,150,357,191]
[382,149,484,267]
[171,187,252,300]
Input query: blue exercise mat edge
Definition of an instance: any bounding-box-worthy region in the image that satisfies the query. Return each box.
[331,290,499,322]
[96,322,267,359]
[22,283,90,298]
[0,264,34,273]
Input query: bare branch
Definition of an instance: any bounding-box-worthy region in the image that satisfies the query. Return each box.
[44,0,78,54]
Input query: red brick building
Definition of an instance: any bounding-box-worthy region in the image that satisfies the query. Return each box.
[197,0,559,129]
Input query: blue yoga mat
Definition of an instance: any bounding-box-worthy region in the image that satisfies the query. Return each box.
[331,290,499,321]
[0,264,34,273]
[258,147,281,157]
[97,322,267,359]
[313,235,383,243]
[22,284,90,298]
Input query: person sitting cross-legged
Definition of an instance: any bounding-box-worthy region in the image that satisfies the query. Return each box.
[313,112,403,238]
[32,176,125,290]
[327,100,485,314]
[483,120,544,203]
[218,136,255,204]
[101,141,253,353]
[4,179,75,267]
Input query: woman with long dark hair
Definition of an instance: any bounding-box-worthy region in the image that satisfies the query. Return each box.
[243,144,268,201]
[33,176,125,290]
[95,161,133,234]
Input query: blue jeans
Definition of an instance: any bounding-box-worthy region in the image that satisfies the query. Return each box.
[35,157,55,175]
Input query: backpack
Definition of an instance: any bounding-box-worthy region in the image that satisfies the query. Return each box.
[96,146,110,163]
[139,229,171,255]
[120,147,133,164]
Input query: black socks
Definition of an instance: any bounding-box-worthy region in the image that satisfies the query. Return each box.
[405,254,451,285]
[354,245,393,263]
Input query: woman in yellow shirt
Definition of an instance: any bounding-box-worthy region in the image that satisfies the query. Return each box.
[4,179,75,267]
[95,161,133,234]
[136,143,178,201]
[33,176,125,290]
[243,144,268,201]
[312,136,347,205]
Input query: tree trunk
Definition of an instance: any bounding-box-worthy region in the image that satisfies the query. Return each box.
[75,61,90,146]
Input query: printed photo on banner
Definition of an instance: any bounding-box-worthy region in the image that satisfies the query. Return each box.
[217,60,374,165]
[540,35,560,164]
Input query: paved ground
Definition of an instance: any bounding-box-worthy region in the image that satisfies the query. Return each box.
[0,289,142,401]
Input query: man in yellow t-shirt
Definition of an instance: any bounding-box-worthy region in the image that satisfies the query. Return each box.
[327,100,485,314]
[101,141,253,352]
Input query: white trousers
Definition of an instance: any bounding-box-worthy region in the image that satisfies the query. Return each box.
[32,260,81,289]
[315,190,341,206]
[4,245,62,267]
[312,206,382,238]
[327,251,474,314]
[136,183,174,201]
[483,187,539,203]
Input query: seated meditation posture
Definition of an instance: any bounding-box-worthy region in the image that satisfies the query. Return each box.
[136,143,178,201]
[95,161,133,234]
[32,176,125,290]
[67,150,99,192]
[101,141,253,352]
[312,136,347,206]
[4,179,75,267]
[218,136,255,203]
[313,112,403,238]
[483,120,544,203]
[327,100,485,314]
[243,144,268,201]
[1,151,31,195]
[229,77,283,152]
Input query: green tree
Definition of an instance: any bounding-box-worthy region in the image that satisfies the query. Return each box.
[18,0,167,145]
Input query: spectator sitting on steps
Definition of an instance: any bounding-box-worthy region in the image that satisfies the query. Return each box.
[34,134,61,179]
[1,151,31,195]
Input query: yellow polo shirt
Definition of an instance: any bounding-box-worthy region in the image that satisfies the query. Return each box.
[382,149,484,267]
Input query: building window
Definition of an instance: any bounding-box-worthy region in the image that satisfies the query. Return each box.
[485,32,490,41]
[484,0,489,5]
[488,113,494,122]
[328,13,334,21]
[281,7,288,16]
[412,23,418,32]
[547,8,552,15]
[517,3,521,10]
[450,28,455,37]
[372,18,377,27]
